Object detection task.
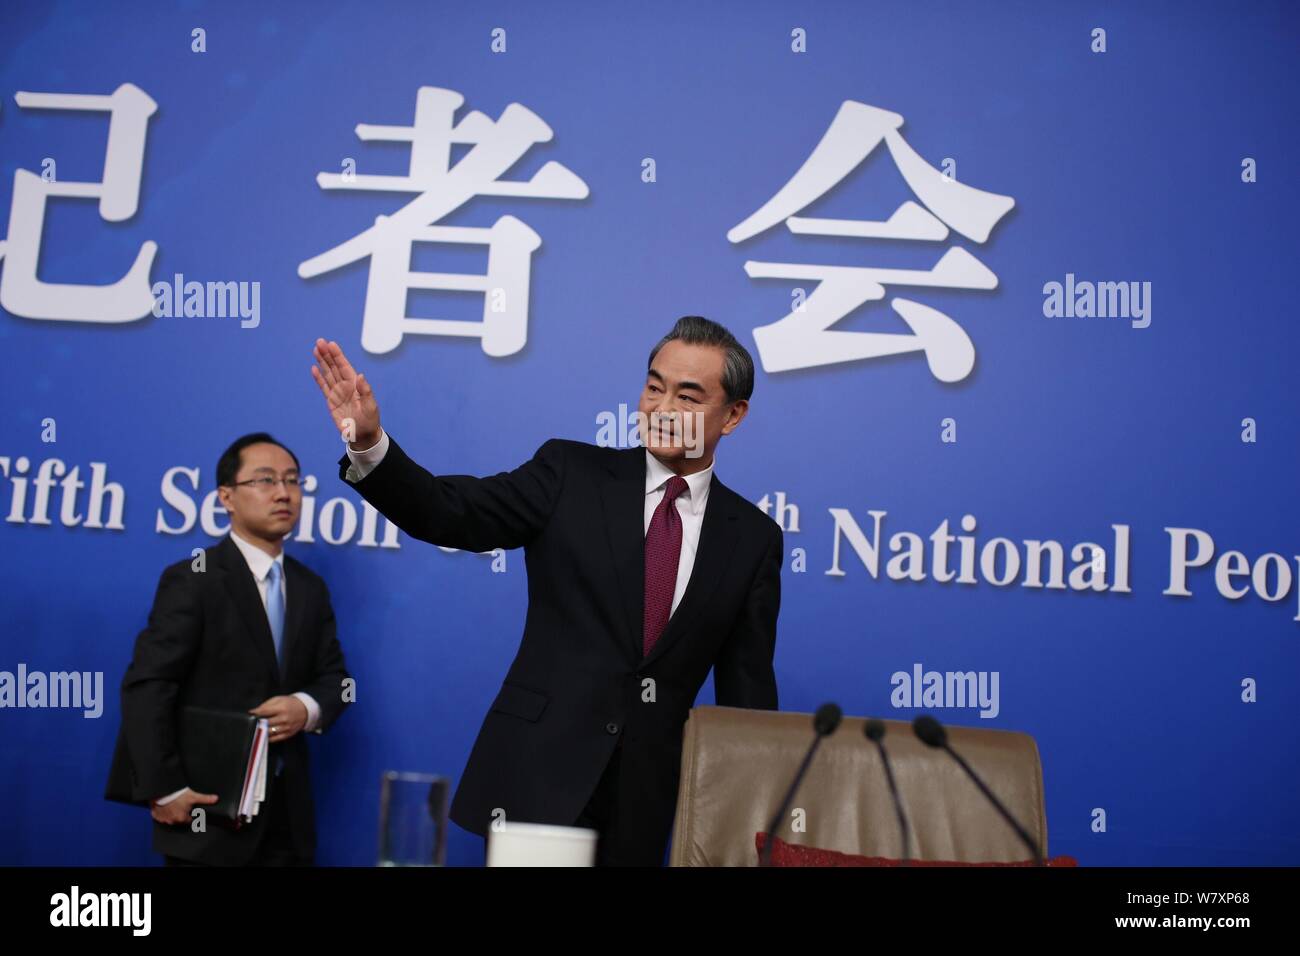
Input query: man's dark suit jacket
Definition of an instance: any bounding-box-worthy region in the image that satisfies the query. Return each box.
[104,534,352,865]
[339,435,782,863]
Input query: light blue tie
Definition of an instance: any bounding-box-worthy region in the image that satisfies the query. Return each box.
[266,560,285,670]
[266,560,287,778]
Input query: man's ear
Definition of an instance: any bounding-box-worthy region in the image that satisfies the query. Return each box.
[721,399,749,435]
[216,486,234,512]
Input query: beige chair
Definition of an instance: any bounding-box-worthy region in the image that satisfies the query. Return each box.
[669,705,1049,867]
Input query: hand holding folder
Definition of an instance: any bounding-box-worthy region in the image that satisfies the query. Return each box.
[150,788,219,826]
[169,706,272,827]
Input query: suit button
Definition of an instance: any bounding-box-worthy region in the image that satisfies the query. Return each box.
[605,722,620,735]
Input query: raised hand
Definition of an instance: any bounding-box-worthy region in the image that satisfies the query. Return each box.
[311,338,382,448]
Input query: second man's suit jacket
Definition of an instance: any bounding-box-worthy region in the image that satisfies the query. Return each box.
[339,435,782,862]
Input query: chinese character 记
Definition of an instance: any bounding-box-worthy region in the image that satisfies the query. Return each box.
[0,83,158,323]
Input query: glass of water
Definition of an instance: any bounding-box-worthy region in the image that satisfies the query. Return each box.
[377,771,450,866]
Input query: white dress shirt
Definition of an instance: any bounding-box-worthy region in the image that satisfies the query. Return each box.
[154,529,320,805]
[345,429,713,616]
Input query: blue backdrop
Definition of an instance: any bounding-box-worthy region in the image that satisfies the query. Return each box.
[2,0,1297,866]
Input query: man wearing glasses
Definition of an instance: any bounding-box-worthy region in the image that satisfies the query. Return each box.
[312,316,783,866]
[105,433,352,866]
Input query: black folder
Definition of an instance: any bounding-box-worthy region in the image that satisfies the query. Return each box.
[105,706,267,825]
[177,706,261,823]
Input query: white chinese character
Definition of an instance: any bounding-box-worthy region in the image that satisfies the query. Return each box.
[299,86,588,356]
[0,84,158,323]
[729,101,1014,383]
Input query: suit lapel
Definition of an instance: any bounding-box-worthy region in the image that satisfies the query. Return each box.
[216,535,281,683]
[599,447,647,663]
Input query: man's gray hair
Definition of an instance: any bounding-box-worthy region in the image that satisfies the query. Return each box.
[647,315,755,404]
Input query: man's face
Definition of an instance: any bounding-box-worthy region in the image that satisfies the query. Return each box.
[217,442,301,541]
[637,340,748,466]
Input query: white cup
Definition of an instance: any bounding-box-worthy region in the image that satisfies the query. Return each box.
[486,822,599,867]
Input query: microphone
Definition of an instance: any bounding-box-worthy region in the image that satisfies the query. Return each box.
[863,719,911,864]
[912,715,1044,865]
[760,702,842,866]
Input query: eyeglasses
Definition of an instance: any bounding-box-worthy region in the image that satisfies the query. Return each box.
[231,476,302,490]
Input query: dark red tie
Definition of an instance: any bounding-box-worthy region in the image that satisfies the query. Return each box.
[644,475,688,657]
